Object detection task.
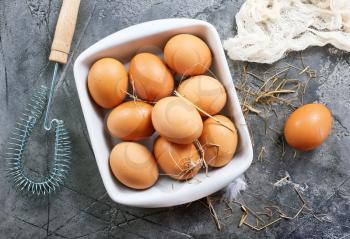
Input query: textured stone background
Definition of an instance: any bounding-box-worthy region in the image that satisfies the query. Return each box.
[0,0,349,238]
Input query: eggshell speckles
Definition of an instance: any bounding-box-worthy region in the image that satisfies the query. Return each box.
[151,96,203,144]
[129,53,174,101]
[177,75,227,116]
[107,101,154,141]
[154,137,202,180]
[199,115,238,167]
[164,34,212,76]
[88,58,128,109]
[284,103,332,151]
[109,142,158,190]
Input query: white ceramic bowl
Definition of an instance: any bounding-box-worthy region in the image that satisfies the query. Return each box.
[73,18,253,208]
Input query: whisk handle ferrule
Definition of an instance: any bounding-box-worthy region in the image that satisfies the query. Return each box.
[49,0,81,64]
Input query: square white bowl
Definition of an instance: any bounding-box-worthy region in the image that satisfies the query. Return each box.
[73,18,253,208]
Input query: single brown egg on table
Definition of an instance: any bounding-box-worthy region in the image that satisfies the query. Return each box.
[88,58,128,109]
[151,96,203,144]
[107,101,154,141]
[154,136,202,180]
[177,75,227,116]
[164,34,212,76]
[199,115,238,167]
[284,103,332,151]
[129,53,174,101]
[109,142,158,190]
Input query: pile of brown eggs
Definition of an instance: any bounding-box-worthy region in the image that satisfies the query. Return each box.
[87,34,238,190]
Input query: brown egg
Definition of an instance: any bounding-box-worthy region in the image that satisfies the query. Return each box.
[199,115,238,167]
[107,101,154,141]
[164,34,212,76]
[109,142,158,189]
[154,137,202,180]
[88,58,128,109]
[177,75,227,116]
[129,53,174,101]
[152,96,203,144]
[284,103,332,151]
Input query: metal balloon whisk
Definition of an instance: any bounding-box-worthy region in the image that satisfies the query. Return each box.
[5,0,81,196]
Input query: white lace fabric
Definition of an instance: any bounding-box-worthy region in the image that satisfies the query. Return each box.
[223,0,350,64]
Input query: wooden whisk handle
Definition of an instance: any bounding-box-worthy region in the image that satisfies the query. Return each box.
[49,0,81,64]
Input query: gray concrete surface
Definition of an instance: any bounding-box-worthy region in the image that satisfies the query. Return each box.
[0,0,349,238]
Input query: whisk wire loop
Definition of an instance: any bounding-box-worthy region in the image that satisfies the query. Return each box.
[6,77,72,196]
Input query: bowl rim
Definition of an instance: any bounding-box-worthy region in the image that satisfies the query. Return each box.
[73,18,253,208]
